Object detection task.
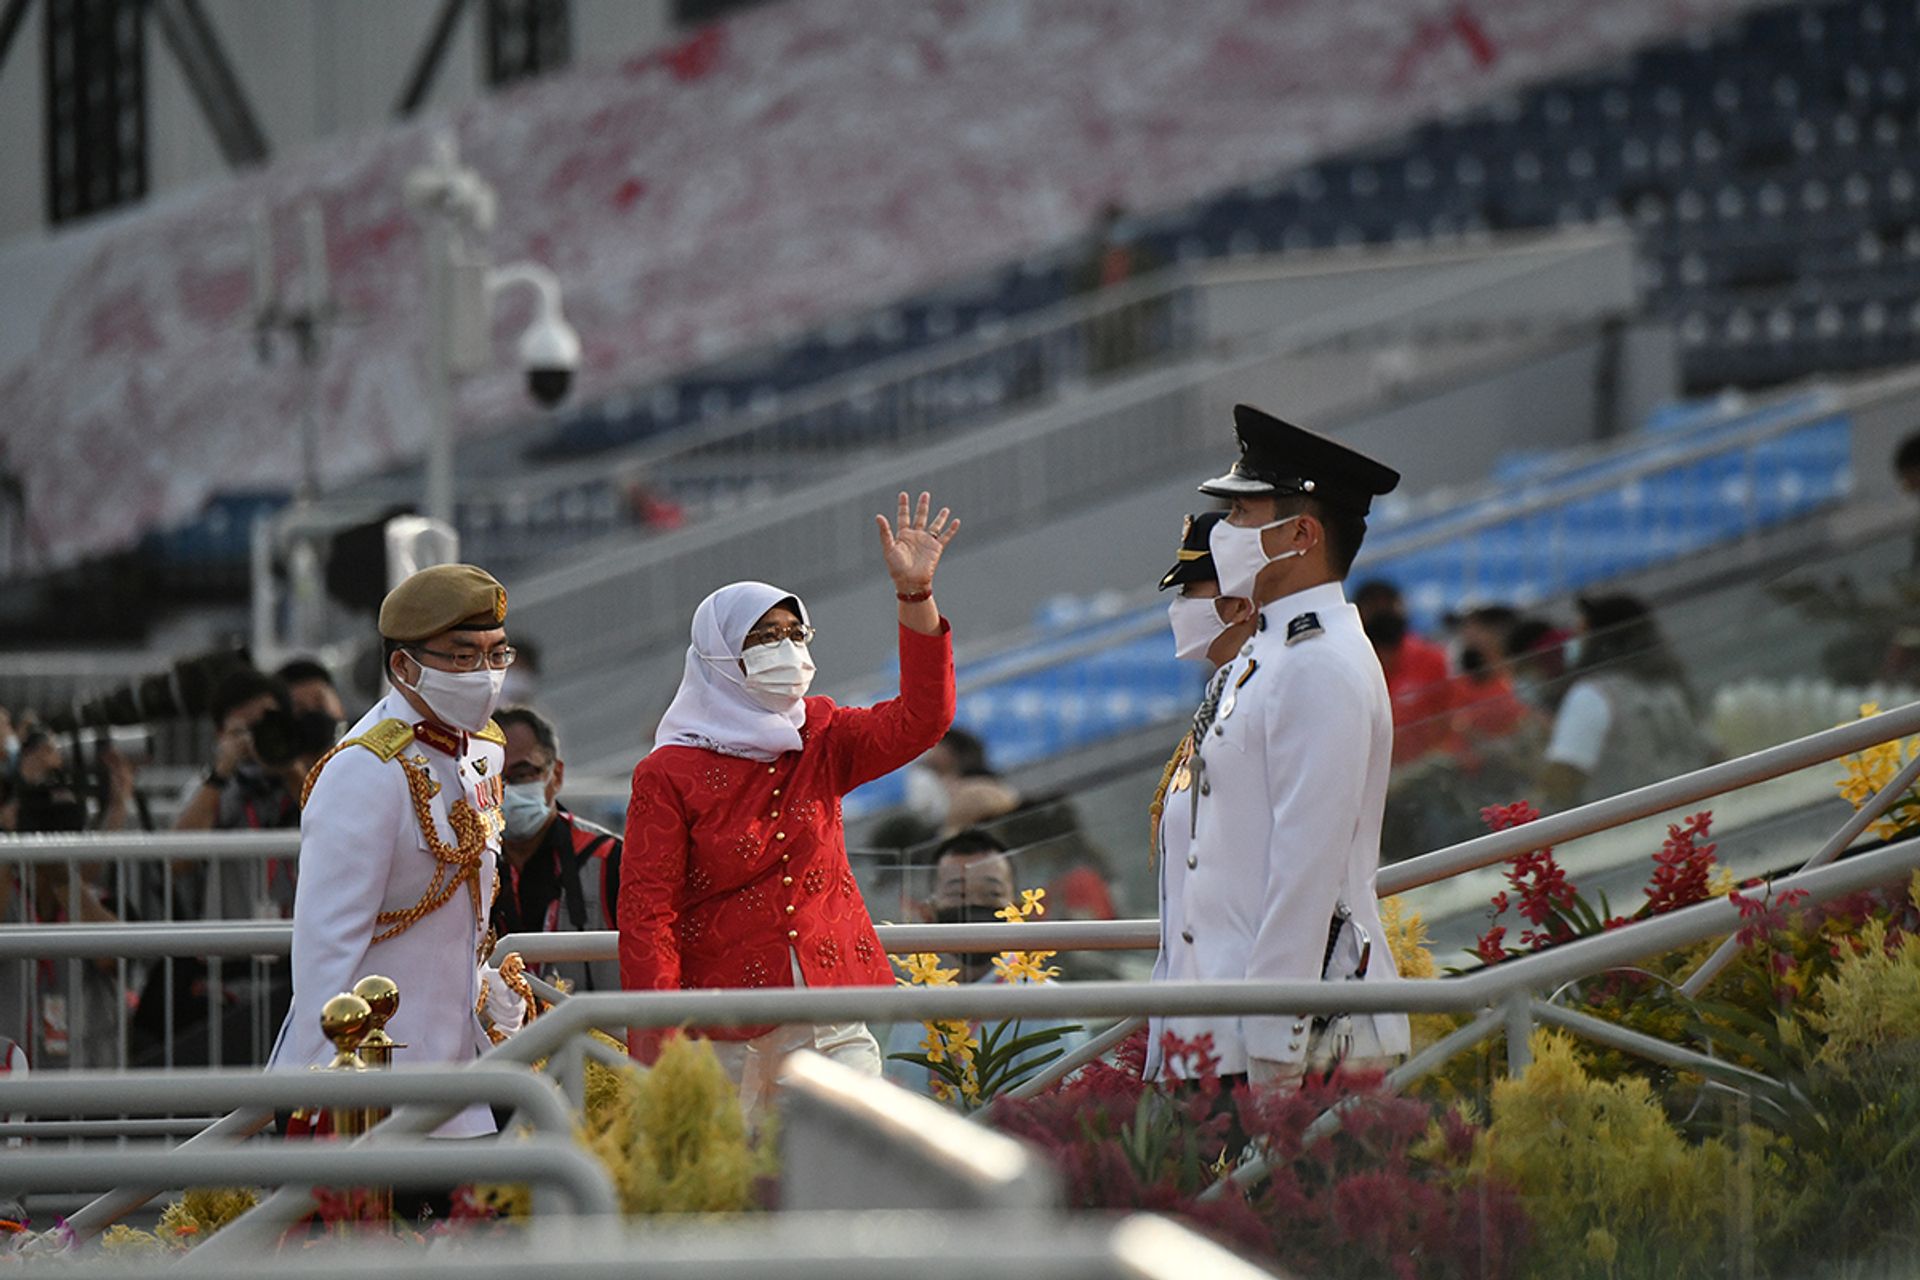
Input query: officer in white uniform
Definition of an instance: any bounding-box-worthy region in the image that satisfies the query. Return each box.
[268,564,525,1136]
[1165,405,1411,1086]
[1143,512,1260,1081]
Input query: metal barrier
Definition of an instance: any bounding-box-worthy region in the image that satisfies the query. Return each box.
[7,694,1912,1079]
[53,810,1920,1247]
[778,1050,1059,1212]
[3,1137,617,1220]
[47,1212,1288,1280]
[11,696,1917,1250]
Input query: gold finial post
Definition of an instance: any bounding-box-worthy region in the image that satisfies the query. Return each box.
[319,993,375,1146]
[351,975,404,1070]
[317,991,390,1230]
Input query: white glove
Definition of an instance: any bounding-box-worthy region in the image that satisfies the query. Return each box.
[480,963,527,1038]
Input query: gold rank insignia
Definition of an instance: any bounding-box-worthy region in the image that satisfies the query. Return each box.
[473,757,489,776]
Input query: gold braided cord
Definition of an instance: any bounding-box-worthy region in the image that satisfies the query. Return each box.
[1146,733,1193,868]
[299,743,355,810]
[372,758,488,949]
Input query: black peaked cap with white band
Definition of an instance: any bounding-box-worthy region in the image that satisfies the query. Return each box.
[1198,404,1401,515]
[1157,511,1226,591]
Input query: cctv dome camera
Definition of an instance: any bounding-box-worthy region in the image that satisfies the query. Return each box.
[518,310,580,408]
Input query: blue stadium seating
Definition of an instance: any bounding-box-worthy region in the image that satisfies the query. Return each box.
[845,392,1854,815]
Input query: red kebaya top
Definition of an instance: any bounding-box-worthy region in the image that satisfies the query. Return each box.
[618,621,955,1059]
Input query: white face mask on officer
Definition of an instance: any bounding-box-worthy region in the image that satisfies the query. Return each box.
[1167,595,1234,663]
[397,660,506,734]
[1208,514,1306,602]
[501,780,554,840]
[740,638,816,711]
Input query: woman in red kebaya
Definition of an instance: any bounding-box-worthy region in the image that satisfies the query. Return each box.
[619,491,959,1119]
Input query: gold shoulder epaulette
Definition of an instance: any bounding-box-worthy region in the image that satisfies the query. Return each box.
[299,719,418,808]
[356,718,418,761]
[474,718,507,747]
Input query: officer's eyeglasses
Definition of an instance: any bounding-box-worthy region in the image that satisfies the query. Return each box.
[742,623,816,649]
[408,645,517,672]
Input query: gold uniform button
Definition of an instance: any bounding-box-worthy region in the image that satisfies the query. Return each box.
[780,854,791,863]
[1186,854,1197,869]
[775,831,786,841]
[782,875,794,886]
[785,904,796,915]
[770,810,780,818]
[772,788,782,797]
[767,766,777,775]
[787,928,798,939]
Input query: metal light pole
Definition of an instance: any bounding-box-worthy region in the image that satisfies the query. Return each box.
[403,133,578,537]
[403,133,497,532]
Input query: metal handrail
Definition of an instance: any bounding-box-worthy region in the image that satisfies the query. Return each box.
[48,1213,1286,1279]
[0,1064,577,1139]
[0,919,1162,962]
[1377,696,1920,894]
[469,832,1920,1059]
[0,829,300,861]
[2,1137,618,1219]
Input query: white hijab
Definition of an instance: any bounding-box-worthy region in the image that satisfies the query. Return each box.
[653,581,813,762]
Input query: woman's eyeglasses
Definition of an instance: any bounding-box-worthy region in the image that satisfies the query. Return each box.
[743,624,816,649]
[408,645,518,672]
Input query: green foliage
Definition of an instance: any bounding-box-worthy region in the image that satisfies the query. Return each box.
[578,1034,775,1215]
[887,1017,1084,1111]
[155,1186,259,1244]
[1479,1031,1740,1280]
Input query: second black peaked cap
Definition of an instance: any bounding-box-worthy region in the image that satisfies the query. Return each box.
[1198,404,1401,514]
[1157,511,1226,591]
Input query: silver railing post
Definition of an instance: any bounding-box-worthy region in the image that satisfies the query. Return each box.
[1501,990,1534,1076]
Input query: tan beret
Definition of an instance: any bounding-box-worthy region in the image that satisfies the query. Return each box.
[378,564,508,642]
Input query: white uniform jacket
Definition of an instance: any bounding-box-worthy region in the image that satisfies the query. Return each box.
[1145,724,1201,1082]
[1164,581,1410,1075]
[268,692,505,1137]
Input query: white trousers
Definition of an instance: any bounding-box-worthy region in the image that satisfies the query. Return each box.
[709,1020,881,1127]
[706,951,880,1127]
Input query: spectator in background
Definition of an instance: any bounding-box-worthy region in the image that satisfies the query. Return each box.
[2,729,125,1067]
[173,669,293,834]
[882,829,1084,1097]
[275,658,345,725]
[1353,580,1453,763]
[1506,616,1573,715]
[491,706,622,994]
[1541,594,1716,810]
[1446,605,1537,746]
[899,727,1022,838]
[11,729,134,834]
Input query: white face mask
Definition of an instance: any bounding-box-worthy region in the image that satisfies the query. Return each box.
[501,780,554,840]
[1167,595,1233,663]
[740,639,816,710]
[397,661,505,733]
[1208,515,1306,601]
